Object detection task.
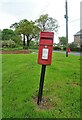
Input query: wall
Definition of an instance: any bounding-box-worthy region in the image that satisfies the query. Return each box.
[74,36,80,47]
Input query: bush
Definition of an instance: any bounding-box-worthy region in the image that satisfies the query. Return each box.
[53,46,61,50]
[29,41,38,49]
[69,42,78,48]
[63,47,66,51]
[2,40,17,48]
[29,45,38,49]
[70,47,80,52]
[12,35,22,46]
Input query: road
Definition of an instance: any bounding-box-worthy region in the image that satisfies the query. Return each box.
[31,50,81,56]
[53,50,80,56]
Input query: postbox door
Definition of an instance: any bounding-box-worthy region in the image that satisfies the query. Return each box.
[38,45,53,65]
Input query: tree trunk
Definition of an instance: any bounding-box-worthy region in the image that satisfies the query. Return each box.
[23,34,26,49]
[26,35,30,49]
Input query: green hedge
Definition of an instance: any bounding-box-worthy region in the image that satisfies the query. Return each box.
[1,40,17,48]
[70,48,81,52]
[29,45,38,49]
[53,46,61,50]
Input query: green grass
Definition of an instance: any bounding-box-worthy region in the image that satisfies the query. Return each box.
[2,52,80,118]
[0,54,2,119]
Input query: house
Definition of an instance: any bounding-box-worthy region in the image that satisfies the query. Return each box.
[74,29,82,47]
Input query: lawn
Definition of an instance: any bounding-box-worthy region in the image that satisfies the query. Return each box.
[0,54,2,119]
[2,52,80,118]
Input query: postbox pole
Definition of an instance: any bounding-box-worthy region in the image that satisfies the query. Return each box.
[37,65,46,105]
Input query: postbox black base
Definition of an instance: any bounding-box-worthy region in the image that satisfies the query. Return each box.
[37,65,46,105]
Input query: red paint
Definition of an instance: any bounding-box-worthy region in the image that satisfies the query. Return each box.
[38,32,54,65]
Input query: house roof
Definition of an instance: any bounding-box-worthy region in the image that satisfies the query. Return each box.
[74,29,82,36]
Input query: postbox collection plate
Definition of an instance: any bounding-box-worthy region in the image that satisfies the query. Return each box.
[42,48,48,60]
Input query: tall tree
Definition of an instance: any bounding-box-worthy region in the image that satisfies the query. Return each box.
[35,14,58,32]
[2,29,22,45]
[10,19,41,49]
[2,29,15,40]
[59,36,66,47]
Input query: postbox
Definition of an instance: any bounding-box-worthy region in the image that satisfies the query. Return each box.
[38,31,54,65]
[67,48,71,52]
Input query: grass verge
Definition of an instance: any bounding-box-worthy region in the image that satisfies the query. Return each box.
[2,52,80,118]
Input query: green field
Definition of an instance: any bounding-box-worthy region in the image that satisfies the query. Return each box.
[0,54,2,120]
[2,52,80,118]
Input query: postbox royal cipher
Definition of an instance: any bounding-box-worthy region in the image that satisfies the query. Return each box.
[38,32,54,65]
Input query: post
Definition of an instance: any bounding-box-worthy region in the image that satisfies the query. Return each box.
[37,65,46,105]
[65,0,68,57]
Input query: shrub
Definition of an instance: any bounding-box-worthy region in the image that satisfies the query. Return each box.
[2,41,8,47]
[29,45,38,49]
[63,47,66,51]
[69,42,78,48]
[2,40,17,48]
[70,47,80,52]
[29,41,38,49]
[12,35,22,46]
[53,46,61,50]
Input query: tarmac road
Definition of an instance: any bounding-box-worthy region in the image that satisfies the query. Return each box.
[31,50,81,56]
[53,50,80,56]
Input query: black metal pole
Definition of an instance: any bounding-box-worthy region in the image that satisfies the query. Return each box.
[37,65,46,105]
[66,0,68,57]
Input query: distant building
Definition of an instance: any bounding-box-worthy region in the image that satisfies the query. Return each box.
[74,29,82,47]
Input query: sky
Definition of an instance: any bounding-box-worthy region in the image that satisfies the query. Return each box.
[0,0,82,43]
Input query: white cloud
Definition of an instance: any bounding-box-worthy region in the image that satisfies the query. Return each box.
[0,0,81,43]
[0,12,18,30]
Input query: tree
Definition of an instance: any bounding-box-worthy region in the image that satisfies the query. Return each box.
[2,29,15,40]
[59,36,66,47]
[35,14,58,32]
[2,29,22,46]
[69,42,77,48]
[10,19,41,49]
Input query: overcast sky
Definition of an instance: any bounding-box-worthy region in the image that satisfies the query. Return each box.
[0,0,81,43]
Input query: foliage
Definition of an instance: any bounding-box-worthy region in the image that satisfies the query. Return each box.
[9,14,58,49]
[10,19,41,49]
[1,29,22,47]
[59,36,66,47]
[29,41,38,49]
[2,53,80,118]
[70,47,80,52]
[11,35,22,46]
[35,14,58,32]
[53,46,61,50]
[2,29,15,40]
[66,42,80,52]
[63,47,66,51]
[2,40,16,48]
[69,42,78,48]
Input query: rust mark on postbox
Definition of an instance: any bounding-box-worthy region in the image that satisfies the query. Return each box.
[38,31,54,65]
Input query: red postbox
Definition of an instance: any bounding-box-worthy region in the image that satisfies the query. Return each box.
[38,31,54,65]
[67,47,71,52]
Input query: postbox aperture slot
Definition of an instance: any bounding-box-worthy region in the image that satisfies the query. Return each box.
[40,37,53,40]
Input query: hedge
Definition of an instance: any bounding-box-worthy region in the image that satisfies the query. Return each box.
[70,48,81,52]
[53,46,61,50]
